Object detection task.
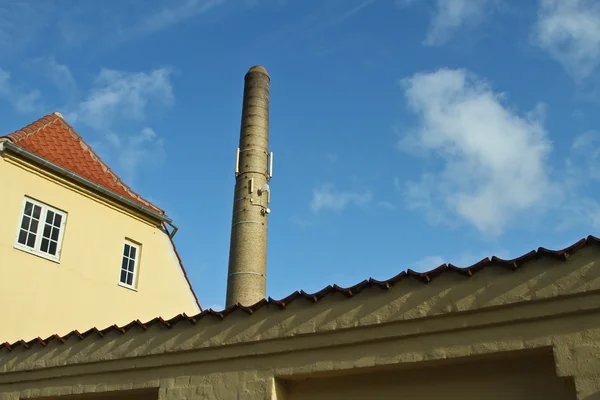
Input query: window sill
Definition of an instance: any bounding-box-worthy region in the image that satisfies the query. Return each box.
[118,282,138,292]
[13,244,61,264]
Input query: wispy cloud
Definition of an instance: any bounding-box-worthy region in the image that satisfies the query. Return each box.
[377,201,397,210]
[66,67,174,183]
[25,58,77,97]
[399,0,500,46]
[0,68,43,114]
[533,0,600,81]
[120,0,226,42]
[0,1,52,55]
[569,131,600,180]
[69,68,174,130]
[0,1,227,54]
[399,68,555,236]
[336,0,376,23]
[310,184,373,213]
[558,130,600,231]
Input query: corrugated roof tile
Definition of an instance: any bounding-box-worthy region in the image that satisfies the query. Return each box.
[1,113,163,214]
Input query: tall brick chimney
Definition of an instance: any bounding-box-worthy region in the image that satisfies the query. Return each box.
[225,66,272,307]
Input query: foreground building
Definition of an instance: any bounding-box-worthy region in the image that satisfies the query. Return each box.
[0,113,201,344]
[1,67,599,400]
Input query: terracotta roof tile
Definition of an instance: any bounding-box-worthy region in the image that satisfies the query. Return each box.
[2,235,599,352]
[1,112,163,214]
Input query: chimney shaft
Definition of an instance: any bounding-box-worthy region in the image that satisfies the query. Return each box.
[225,66,271,307]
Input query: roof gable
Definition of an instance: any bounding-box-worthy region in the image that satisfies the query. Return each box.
[1,112,163,215]
[1,113,202,313]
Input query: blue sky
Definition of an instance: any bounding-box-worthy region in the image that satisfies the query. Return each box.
[2,0,600,310]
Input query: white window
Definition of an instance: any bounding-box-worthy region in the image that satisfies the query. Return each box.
[15,197,67,262]
[119,240,140,289]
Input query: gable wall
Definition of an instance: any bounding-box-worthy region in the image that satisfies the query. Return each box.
[0,154,200,344]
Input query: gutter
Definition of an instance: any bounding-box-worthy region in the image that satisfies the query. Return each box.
[1,140,179,238]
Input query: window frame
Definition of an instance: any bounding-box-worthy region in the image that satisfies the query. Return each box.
[118,240,141,291]
[14,197,67,263]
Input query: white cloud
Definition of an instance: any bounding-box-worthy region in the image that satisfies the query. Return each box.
[310,184,373,213]
[377,201,397,210]
[569,130,600,180]
[0,1,228,52]
[123,0,226,41]
[400,68,555,236]
[70,68,174,130]
[398,0,499,46]
[0,67,43,113]
[27,58,77,96]
[533,0,600,80]
[66,67,174,183]
[102,127,166,184]
[558,130,600,231]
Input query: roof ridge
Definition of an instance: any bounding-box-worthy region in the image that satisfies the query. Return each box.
[2,235,598,352]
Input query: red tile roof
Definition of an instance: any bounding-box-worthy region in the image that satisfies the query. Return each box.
[1,112,163,214]
[2,235,598,351]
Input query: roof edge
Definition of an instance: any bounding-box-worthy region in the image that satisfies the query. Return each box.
[2,235,599,351]
[163,222,202,312]
[1,141,172,225]
[2,113,165,215]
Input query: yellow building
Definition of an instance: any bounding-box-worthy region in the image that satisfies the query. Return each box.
[0,112,201,344]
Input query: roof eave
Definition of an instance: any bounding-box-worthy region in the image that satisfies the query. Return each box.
[1,140,175,233]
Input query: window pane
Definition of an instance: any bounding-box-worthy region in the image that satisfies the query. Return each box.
[48,241,57,255]
[126,272,133,286]
[40,238,49,252]
[24,202,33,216]
[30,219,39,233]
[18,230,27,245]
[26,233,36,247]
[130,246,137,259]
[121,257,128,271]
[20,216,31,230]
[32,205,41,219]
[123,244,130,257]
[51,227,59,241]
[43,224,52,238]
[128,259,135,272]
[120,270,127,284]
[45,210,54,224]
[53,213,62,227]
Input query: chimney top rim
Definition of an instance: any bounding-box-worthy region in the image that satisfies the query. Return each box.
[247,66,269,78]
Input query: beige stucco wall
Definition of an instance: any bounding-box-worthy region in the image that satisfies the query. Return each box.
[1,241,600,399]
[0,154,200,344]
[285,351,576,400]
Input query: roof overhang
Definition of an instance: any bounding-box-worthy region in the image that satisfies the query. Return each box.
[0,140,178,238]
